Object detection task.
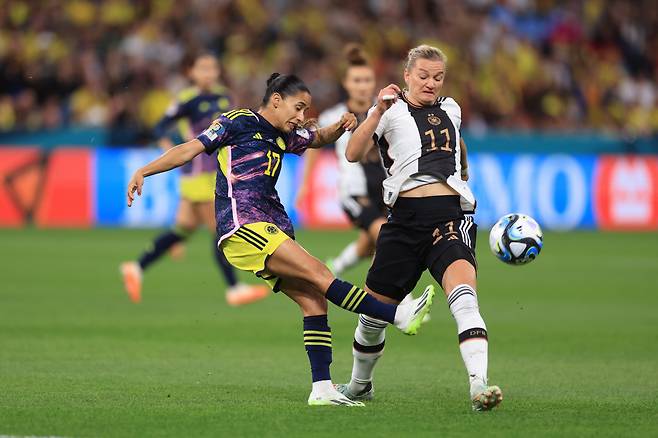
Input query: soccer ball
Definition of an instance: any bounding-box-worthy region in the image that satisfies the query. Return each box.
[489,213,543,265]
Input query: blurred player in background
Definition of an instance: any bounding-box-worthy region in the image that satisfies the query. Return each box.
[126,73,435,405]
[120,52,268,306]
[297,44,387,276]
[338,45,502,411]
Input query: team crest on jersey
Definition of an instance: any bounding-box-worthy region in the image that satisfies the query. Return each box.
[276,137,287,150]
[265,224,279,235]
[427,114,441,126]
[203,119,225,140]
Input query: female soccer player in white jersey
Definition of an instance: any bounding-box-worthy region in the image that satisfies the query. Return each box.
[298,44,387,276]
[338,45,503,411]
[126,73,435,406]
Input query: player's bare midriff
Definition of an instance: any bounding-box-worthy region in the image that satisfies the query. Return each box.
[399,181,459,198]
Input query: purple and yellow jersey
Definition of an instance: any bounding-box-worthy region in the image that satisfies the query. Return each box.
[154,85,231,176]
[196,109,316,241]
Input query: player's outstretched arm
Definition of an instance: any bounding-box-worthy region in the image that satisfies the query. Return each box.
[127,139,205,207]
[157,137,176,152]
[346,83,400,162]
[308,112,357,149]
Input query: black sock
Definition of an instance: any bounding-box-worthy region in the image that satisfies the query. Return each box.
[303,315,332,382]
[138,230,186,270]
[213,237,237,287]
[325,279,396,324]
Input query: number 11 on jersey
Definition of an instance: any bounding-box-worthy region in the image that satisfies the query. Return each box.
[424,128,452,153]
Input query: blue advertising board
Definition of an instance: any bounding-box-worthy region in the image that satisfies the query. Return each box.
[90,148,656,231]
[469,154,597,229]
[95,148,180,227]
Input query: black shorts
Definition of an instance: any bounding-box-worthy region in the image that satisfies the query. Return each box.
[342,195,387,231]
[342,160,387,231]
[365,195,477,301]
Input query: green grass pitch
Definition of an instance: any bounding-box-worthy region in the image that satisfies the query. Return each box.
[1,228,657,437]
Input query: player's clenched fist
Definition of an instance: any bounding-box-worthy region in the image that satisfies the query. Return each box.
[340,112,358,131]
[375,84,401,115]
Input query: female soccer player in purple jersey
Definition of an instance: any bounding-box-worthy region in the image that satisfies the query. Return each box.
[120,52,268,306]
[338,45,502,411]
[297,44,387,277]
[126,73,436,406]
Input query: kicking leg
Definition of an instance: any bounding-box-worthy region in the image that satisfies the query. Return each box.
[265,239,434,335]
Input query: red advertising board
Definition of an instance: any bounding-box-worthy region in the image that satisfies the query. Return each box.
[0,147,42,226]
[0,147,92,227]
[296,152,350,229]
[35,148,93,227]
[594,156,658,230]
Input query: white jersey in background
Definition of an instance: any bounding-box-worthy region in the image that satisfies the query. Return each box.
[319,103,371,202]
[370,94,476,212]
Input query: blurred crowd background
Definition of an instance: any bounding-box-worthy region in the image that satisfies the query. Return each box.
[1,0,656,145]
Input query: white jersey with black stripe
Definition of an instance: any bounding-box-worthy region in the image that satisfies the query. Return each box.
[319,103,368,200]
[370,94,475,211]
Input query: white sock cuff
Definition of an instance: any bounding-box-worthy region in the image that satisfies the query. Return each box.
[447,284,477,309]
[359,315,388,329]
[354,315,386,347]
[448,284,486,334]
